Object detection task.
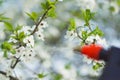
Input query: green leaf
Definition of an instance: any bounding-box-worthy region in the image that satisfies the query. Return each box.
[26,12,38,21]
[1,41,16,57]
[10,49,16,54]
[11,35,18,40]
[0,13,10,21]
[14,25,22,32]
[41,2,49,10]
[47,7,56,18]
[89,26,104,36]
[3,50,7,58]
[109,6,115,12]
[52,73,62,80]
[93,62,103,71]
[41,0,54,10]
[0,17,10,21]
[65,63,71,70]
[68,18,76,31]
[117,0,120,6]
[0,0,3,5]
[1,41,12,50]
[83,9,95,26]
[81,31,88,40]
[38,73,47,78]
[41,2,48,10]
[4,22,13,32]
[18,32,26,41]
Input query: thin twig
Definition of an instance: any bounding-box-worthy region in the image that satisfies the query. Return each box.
[75,28,83,40]
[30,7,52,35]
[88,24,92,31]
[11,57,20,69]
[0,71,19,80]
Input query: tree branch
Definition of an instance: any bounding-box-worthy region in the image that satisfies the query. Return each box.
[0,71,19,80]
[11,57,20,69]
[30,7,52,35]
[75,29,83,40]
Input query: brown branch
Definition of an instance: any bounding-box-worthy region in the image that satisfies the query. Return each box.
[88,24,92,31]
[75,29,83,40]
[30,7,52,35]
[11,57,20,69]
[0,71,19,80]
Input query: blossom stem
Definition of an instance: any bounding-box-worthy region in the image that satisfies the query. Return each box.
[75,29,83,40]
[88,24,92,31]
[11,57,20,69]
[30,7,52,35]
[0,71,19,80]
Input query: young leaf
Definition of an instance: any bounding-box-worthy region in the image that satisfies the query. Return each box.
[52,73,63,80]
[14,25,22,32]
[38,73,47,78]
[41,2,48,10]
[0,13,10,21]
[109,6,115,12]
[26,12,38,21]
[89,26,104,36]
[81,31,88,40]
[93,62,103,71]
[83,9,95,26]
[18,31,26,41]
[1,41,16,57]
[10,49,16,54]
[117,0,120,6]
[65,63,71,70]
[68,18,76,31]
[47,7,56,18]
[1,41,12,50]
[4,22,13,32]
[3,50,8,58]
[0,16,10,21]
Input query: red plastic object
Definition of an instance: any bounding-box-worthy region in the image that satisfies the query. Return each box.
[80,44,103,60]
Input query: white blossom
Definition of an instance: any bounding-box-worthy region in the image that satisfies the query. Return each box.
[53,60,77,80]
[64,30,77,40]
[58,0,63,1]
[0,30,5,40]
[23,35,34,47]
[76,0,96,10]
[6,67,13,77]
[38,21,48,29]
[15,46,35,63]
[82,55,93,64]
[86,35,108,48]
[0,74,9,80]
[35,30,44,41]
[15,46,26,58]
[8,37,18,43]
[18,26,32,35]
[20,49,35,63]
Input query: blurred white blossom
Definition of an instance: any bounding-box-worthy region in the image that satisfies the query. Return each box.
[35,30,44,41]
[64,30,77,41]
[8,36,18,43]
[83,55,93,64]
[6,68,13,77]
[15,46,35,63]
[58,0,63,1]
[86,35,108,48]
[23,35,34,47]
[38,21,48,29]
[18,26,32,35]
[53,60,77,80]
[0,74,9,80]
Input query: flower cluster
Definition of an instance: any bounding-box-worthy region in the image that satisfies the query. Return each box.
[8,20,48,62]
[64,30,77,41]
